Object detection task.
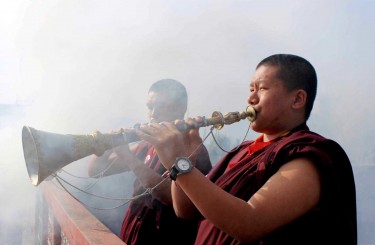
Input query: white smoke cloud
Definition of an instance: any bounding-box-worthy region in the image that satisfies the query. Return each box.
[1,0,375,243]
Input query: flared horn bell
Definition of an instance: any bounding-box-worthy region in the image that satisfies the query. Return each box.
[21,126,129,186]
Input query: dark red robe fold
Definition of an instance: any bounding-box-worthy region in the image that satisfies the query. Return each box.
[195,124,357,245]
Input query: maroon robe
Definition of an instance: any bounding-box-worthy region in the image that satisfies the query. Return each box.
[120,141,212,245]
[195,124,357,245]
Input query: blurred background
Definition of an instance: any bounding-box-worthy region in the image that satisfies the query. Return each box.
[1,0,374,244]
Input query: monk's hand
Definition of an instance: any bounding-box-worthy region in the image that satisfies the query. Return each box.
[113,141,137,170]
[179,117,204,165]
[135,119,201,170]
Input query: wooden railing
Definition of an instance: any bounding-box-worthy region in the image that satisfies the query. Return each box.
[35,181,126,245]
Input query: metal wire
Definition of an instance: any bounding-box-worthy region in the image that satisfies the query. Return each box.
[49,122,251,210]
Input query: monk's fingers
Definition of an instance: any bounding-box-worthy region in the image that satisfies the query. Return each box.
[135,128,159,145]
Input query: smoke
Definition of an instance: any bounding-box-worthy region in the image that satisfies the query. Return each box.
[0,105,35,244]
[1,0,375,244]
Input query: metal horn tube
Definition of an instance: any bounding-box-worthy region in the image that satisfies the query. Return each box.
[173,105,256,131]
[22,106,256,186]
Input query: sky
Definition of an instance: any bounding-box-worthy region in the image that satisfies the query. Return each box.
[1,0,375,244]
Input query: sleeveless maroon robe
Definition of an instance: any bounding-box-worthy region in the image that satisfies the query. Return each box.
[195,124,357,245]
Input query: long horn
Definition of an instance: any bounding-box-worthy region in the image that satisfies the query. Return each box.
[22,106,256,186]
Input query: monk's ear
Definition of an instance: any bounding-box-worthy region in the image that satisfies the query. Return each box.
[291,89,307,109]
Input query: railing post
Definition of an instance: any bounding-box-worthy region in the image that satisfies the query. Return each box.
[35,187,48,245]
[48,208,61,245]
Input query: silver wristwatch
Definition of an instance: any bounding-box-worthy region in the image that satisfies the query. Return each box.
[169,157,193,181]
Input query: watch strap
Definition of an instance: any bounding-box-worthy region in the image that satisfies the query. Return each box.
[169,165,179,181]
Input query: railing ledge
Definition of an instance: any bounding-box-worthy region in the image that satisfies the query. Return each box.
[40,181,126,245]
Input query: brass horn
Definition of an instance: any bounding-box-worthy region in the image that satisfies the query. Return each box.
[22,106,256,186]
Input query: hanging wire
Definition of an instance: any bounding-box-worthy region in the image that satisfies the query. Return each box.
[53,172,171,210]
[54,173,130,200]
[48,126,215,210]
[210,122,252,153]
[187,126,215,159]
[53,152,118,192]
[48,122,250,210]
[54,177,131,210]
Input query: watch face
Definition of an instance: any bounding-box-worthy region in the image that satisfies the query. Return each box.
[176,157,192,172]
